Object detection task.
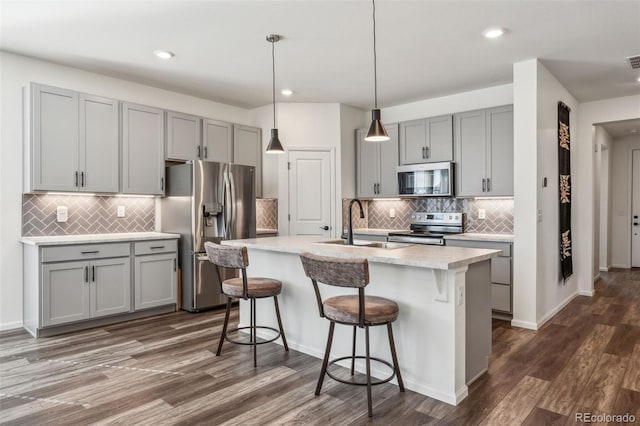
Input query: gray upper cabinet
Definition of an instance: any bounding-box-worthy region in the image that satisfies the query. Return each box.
[233,124,262,197]
[30,84,118,193]
[79,94,119,193]
[121,102,165,195]
[166,111,201,161]
[356,123,399,198]
[399,115,453,165]
[203,119,233,163]
[454,105,513,197]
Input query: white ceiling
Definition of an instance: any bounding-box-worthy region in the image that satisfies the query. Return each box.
[600,118,640,139]
[1,1,639,110]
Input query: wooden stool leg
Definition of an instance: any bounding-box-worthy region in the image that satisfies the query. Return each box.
[273,296,289,351]
[365,325,373,417]
[387,323,405,392]
[316,321,335,396]
[350,325,357,376]
[216,297,232,356]
[252,298,257,368]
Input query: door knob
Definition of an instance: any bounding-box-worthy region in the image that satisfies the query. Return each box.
[635,215,638,219]
[320,226,329,231]
[635,223,638,226]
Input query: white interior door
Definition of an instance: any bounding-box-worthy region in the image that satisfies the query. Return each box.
[632,149,640,267]
[288,149,333,237]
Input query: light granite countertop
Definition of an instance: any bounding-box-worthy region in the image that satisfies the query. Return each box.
[20,232,180,246]
[444,233,514,243]
[223,235,499,270]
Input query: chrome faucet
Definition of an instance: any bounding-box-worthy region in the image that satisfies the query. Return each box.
[346,199,365,245]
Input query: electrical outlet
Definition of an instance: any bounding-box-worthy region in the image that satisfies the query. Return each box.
[537,209,543,223]
[478,208,486,220]
[389,208,395,218]
[457,286,464,306]
[117,205,126,217]
[56,206,68,223]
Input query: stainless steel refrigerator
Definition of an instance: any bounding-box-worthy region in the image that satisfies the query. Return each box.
[161,160,256,312]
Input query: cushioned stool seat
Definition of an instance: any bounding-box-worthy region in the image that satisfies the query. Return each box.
[222,277,282,298]
[323,295,399,325]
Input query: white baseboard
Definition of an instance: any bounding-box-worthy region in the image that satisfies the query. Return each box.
[510,319,538,330]
[0,320,23,331]
[599,266,609,272]
[578,290,594,296]
[611,264,630,269]
[593,273,601,283]
[535,291,578,329]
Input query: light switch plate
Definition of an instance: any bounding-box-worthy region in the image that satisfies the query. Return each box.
[389,208,395,218]
[478,209,486,220]
[56,206,68,223]
[117,205,126,217]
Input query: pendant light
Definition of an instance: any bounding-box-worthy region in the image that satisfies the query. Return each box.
[266,34,285,153]
[364,0,389,142]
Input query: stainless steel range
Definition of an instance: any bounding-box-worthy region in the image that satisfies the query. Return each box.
[388,212,464,245]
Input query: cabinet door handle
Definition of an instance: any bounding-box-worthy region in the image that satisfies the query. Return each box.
[91,265,95,282]
[173,258,177,272]
[84,266,88,283]
[81,250,99,254]
[425,146,430,159]
[204,146,208,159]
[161,177,164,191]
[74,171,79,187]
[486,178,491,192]
[80,171,85,187]
[150,245,165,249]
[422,147,426,159]
[197,145,201,158]
[482,178,486,192]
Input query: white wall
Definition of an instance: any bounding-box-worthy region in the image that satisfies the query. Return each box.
[380,84,513,123]
[512,59,539,329]
[0,52,252,330]
[535,62,579,324]
[577,95,640,295]
[596,127,614,270]
[610,135,640,268]
[339,104,366,199]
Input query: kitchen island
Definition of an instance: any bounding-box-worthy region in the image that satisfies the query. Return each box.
[223,236,499,405]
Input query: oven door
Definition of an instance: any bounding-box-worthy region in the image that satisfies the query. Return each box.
[387,235,444,245]
[397,162,453,197]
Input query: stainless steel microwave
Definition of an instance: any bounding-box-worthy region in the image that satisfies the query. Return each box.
[397,162,454,197]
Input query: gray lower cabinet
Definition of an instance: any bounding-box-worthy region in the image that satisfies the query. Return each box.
[121,102,165,195]
[133,240,178,310]
[399,115,453,165]
[23,238,178,337]
[356,123,399,198]
[446,239,513,315]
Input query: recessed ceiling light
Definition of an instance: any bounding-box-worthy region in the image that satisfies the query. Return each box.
[154,50,175,60]
[281,89,293,96]
[637,76,640,82]
[631,129,638,133]
[482,27,506,39]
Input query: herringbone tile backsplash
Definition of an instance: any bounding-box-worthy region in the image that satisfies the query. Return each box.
[343,197,513,234]
[256,198,278,229]
[22,194,155,236]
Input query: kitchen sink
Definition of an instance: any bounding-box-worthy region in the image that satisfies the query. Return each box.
[318,240,411,250]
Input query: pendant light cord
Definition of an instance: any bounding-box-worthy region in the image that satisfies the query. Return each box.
[271,39,277,129]
[372,0,378,109]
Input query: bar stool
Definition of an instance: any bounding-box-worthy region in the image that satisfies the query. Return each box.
[204,241,288,367]
[299,252,405,417]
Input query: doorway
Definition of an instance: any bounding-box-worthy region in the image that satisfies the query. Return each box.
[287,148,334,237]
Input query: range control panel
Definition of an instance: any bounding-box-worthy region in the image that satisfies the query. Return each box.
[410,212,463,226]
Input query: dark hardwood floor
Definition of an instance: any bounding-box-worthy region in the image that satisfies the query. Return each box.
[2,268,640,425]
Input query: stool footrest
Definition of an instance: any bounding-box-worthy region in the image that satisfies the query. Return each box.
[326,355,396,386]
[224,326,282,346]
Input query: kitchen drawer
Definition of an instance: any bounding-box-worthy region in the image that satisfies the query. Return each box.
[491,256,511,285]
[446,239,511,257]
[491,283,511,313]
[134,239,178,255]
[42,243,130,263]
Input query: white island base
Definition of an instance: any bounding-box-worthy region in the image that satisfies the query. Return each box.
[223,236,498,405]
